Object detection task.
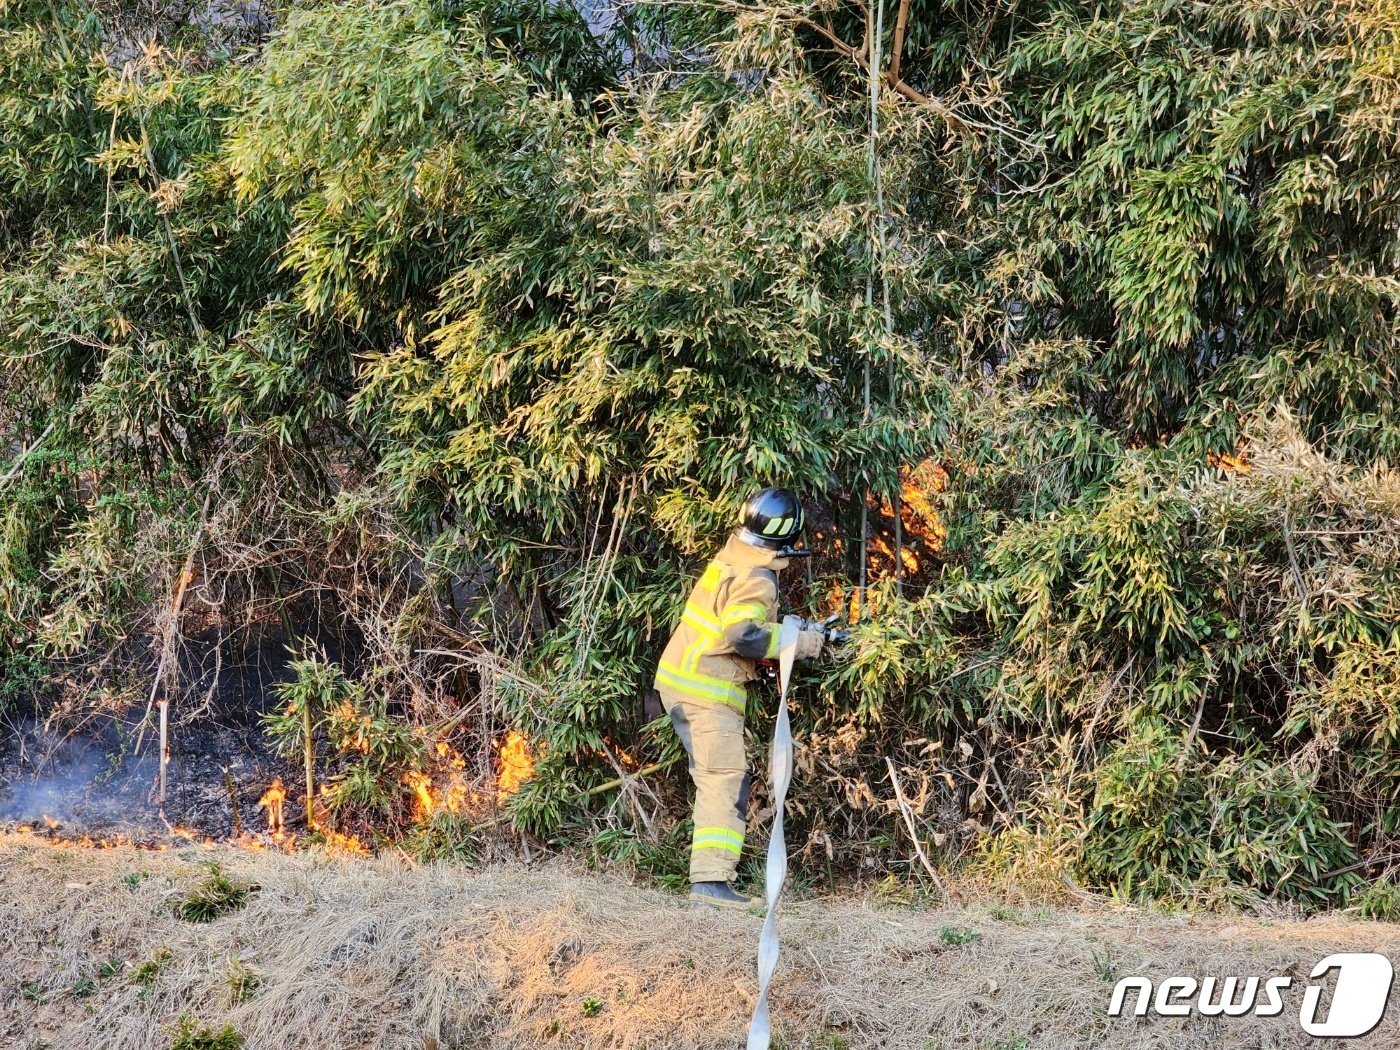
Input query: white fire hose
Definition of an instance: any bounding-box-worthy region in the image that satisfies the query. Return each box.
[746,614,801,1050]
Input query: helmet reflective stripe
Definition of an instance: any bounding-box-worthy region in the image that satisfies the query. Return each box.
[762,515,793,537]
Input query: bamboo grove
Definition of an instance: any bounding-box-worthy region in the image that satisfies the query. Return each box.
[2,0,1399,910]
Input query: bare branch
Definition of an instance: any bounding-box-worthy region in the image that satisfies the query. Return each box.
[885,756,954,903]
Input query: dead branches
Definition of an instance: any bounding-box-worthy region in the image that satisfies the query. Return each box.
[885,756,954,902]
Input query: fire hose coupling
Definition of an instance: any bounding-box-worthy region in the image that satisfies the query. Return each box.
[804,613,852,646]
[758,615,851,672]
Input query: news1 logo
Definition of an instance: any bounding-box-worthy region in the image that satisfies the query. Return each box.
[1108,952,1394,1037]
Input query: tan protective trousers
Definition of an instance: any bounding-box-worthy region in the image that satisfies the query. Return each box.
[659,690,751,883]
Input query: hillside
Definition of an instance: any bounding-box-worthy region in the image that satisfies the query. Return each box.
[3,832,1398,1049]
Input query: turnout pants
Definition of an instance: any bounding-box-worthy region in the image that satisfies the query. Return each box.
[659,690,751,883]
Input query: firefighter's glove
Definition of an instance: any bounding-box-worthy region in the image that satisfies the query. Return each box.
[794,628,825,661]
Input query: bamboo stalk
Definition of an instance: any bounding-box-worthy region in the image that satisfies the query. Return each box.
[858,502,869,607]
[135,85,202,340]
[579,758,678,801]
[135,453,224,758]
[303,700,315,829]
[869,0,904,601]
[0,421,55,495]
[858,0,883,611]
[893,488,904,598]
[888,0,910,86]
[42,1,97,139]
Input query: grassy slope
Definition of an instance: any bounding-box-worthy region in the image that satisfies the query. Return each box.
[1,833,1398,1049]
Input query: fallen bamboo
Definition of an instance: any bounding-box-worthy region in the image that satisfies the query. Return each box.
[0,421,55,494]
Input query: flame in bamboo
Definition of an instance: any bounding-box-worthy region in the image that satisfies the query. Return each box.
[496,730,535,798]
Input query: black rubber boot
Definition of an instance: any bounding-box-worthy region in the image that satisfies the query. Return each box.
[689,881,760,911]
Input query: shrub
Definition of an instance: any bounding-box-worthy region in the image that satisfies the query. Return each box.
[175,865,254,923]
[131,946,172,987]
[167,1015,244,1050]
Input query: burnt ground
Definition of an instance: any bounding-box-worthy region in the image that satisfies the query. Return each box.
[0,708,293,843]
[0,631,304,844]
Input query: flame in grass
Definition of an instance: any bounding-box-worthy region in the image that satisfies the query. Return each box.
[258,777,287,838]
[1209,442,1252,475]
[12,824,151,849]
[400,740,487,820]
[405,770,435,820]
[314,825,368,855]
[12,811,301,853]
[415,730,535,807]
[170,825,215,845]
[13,779,352,856]
[8,823,220,852]
[4,820,319,855]
[496,730,535,798]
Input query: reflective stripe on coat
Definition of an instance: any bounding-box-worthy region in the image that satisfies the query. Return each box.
[654,534,786,713]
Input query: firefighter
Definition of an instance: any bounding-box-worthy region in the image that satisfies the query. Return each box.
[655,487,827,910]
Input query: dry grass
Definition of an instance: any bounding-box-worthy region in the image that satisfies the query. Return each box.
[2,833,1398,1049]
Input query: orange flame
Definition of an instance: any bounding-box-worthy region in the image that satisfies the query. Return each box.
[6,827,159,850]
[892,459,949,557]
[854,458,950,594]
[496,730,535,797]
[405,770,435,820]
[1208,443,1252,474]
[316,826,367,855]
[393,738,489,822]
[257,778,286,838]
[169,825,214,846]
[437,740,467,770]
